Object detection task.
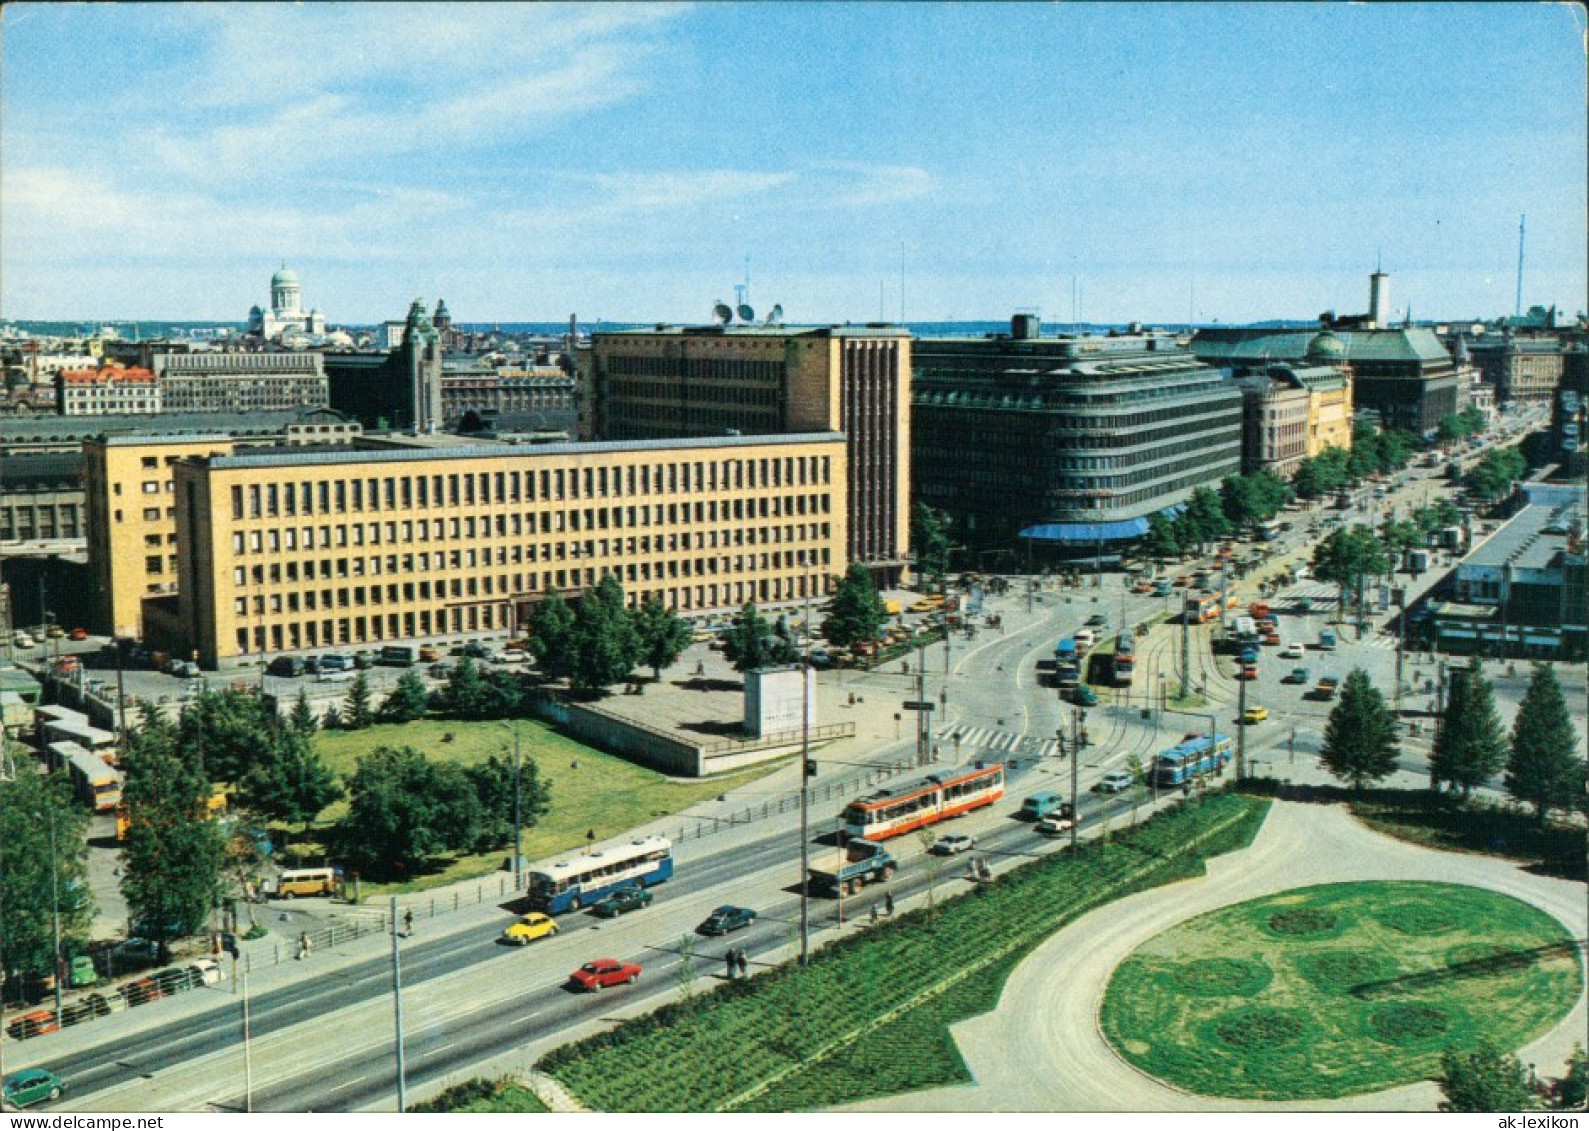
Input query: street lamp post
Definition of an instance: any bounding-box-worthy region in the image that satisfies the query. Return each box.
[47,807,62,1030]
[497,719,524,888]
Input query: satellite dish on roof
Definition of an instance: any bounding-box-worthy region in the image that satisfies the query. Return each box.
[713,302,733,325]
[766,303,783,324]
[737,304,755,323]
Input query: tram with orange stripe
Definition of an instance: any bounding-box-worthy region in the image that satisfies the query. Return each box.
[840,761,1005,841]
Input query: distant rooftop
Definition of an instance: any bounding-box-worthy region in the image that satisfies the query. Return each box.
[1464,483,1586,573]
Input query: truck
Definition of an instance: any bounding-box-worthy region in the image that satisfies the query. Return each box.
[1019,791,1068,820]
[378,645,416,667]
[1405,549,1430,575]
[1313,675,1340,700]
[1318,629,1337,651]
[808,839,896,897]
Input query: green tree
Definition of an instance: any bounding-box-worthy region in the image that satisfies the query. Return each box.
[1555,1044,1588,1110]
[1220,471,1290,529]
[237,727,344,836]
[1348,422,1382,481]
[1378,517,1422,559]
[342,671,374,730]
[482,668,525,719]
[823,561,887,650]
[527,591,576,679]
[121,704,227,946]
[1438,1040,1539,1112]
[289,688,318,735]
[1319,668,1401,789]
[0,769,94,986]
[633,595,693,680]
[1506,663,1585,824]
[1311,525,1391,624]
[1178,486,1231,550]
[724,602,799,672]
[1378,428,1416,471]
[466,750,552,854]
[340,745,484,880]
[443,657,491,720]
[179,688,275,783]
[1431,659,1508,799]
[1438,412,1469,444]
[1143,512,1181,562]
[912,503,953,588]
[568,574,640,695]
[379,669,431,724]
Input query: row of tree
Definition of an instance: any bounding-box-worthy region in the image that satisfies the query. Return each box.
[1317,660,1584,824]
[1463,445,1528,505]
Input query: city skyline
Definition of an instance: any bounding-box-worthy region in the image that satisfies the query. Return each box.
[1,2,1584,325]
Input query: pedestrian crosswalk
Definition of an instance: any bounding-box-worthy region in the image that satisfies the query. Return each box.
[936,725,1060,761]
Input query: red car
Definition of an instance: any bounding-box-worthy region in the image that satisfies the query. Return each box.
[122,976,165,1006]
[568,958,641,992]
[69,627,89,641]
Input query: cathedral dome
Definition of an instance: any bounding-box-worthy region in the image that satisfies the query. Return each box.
[271,266,300,289]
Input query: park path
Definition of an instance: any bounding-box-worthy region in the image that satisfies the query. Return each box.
[838,800,1588,1112]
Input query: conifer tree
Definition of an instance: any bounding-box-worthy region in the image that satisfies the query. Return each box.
[1506,662,1585,823]
[1319,668,1400,789]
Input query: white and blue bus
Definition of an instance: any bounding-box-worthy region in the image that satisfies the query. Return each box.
[527,835,674,914]
[1154,733,1234,789]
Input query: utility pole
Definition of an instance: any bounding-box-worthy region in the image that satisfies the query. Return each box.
[390,897,407,1112]
[916,635,928,766]
[798,606,811,966]
[1180,601,1191,701]
[1069,707,1082,854]
[242,970,255,1113]
[1236,665,1247,780]
[49,808,62,1031]
[512,719,523,888]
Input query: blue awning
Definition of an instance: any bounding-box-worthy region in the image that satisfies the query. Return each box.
[1018,504,1186,545]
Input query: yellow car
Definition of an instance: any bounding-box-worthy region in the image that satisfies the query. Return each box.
[502,912,559,946]
[1242,705,1269,724]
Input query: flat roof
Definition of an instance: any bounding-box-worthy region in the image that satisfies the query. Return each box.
[204,430,847,471]
[1463,486,1586,572]
[593,323,909,340]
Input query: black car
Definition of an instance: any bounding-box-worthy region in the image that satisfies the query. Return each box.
[266,656,304,678]
[1085,613,1109,627]
[697,905,757,936]
[590,886,654,919]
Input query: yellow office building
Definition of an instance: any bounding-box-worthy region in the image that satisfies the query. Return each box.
[165,433,847,666]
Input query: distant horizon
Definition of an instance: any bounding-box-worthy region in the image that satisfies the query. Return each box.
[3,4,1583,324]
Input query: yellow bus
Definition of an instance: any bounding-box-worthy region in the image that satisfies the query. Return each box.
[263,867,338,899]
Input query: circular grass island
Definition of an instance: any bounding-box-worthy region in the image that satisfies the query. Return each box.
[1100,881,1582,1101]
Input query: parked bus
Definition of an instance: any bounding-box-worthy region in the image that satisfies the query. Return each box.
[1153,733,1234,789]
[528,835,674,915]
[1055,639,1080,689]
[48,740,123,813]
[261,867,340,899]
[1112,629,1135,686]
[841,761,1005,841]
[41,718,119,760]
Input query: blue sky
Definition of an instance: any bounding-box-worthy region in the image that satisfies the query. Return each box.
[2,2,1583,325]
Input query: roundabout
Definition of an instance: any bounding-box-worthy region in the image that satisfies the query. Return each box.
[840,800,1588,1112]
[1101,881,1581,1100]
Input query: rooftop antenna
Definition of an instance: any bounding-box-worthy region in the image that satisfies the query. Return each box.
[900,241,906,323]
[879,280,886,322]
[1516,214,1526,319]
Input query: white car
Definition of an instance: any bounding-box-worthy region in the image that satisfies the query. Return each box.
[1036,812,1075,836]
[13,632,35,649]
[930,833,975,856]
[490,649,528,665]
[1098,770,1135,794]
[1279,643,1305,659]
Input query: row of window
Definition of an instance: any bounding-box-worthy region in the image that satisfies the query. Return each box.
[228,523,835,584]
[228,455,834,520]
[228,497,833,558]
[0,503,81,540]
[229,549,832,616]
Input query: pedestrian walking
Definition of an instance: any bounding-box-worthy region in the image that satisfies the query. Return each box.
[725,949,737,980]
[297,931,310,961]
[737,950,748,979]
[870,903,879,924]
[403,908,414,937]
[884,891,894,917]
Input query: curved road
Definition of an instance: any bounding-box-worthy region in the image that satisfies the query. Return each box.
[841,800,1587,1112]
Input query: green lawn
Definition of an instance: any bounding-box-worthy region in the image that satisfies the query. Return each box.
[309,717,783,895]
[1101,881,1583,1100]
